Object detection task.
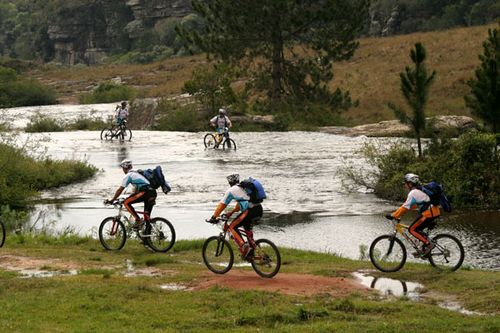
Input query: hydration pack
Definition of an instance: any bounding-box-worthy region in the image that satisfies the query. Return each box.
[139,166,171,194]
[239,177,266,204]
[420,181,451,213]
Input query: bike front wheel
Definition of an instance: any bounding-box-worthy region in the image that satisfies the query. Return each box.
[99,217,126,250]
[428,234,464,272]
[145,217,176,253]
[204,134,216,148]
[369,235,407,272]
[121,127,132,141]
[251,239,281,278]
[222,138,236,151]
[0,221,5,248]
[100,128,113,141]
[202,236,234,274]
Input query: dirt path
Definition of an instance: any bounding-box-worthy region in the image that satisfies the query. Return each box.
[193,270,367,297]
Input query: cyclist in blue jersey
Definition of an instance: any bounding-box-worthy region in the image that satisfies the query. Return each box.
[208,174,263,259]
[106,159,157,229]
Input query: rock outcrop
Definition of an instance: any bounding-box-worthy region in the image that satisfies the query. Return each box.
[47,0,192,65]
[320,116,478,137]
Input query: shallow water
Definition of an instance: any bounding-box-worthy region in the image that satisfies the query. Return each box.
[2,126,499,270]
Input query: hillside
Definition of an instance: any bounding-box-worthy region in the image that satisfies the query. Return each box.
[25,23,496,125]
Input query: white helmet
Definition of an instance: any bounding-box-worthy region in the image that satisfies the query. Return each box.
[218,108,226,115]
[404,173,420,185]
[120,159,132,169]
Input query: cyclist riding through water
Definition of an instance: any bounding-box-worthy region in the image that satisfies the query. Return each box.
[106,159,157,230]
[386,173,440,256]
[208,174,263,260]
[115,101,129,125]
[210,108,232,139]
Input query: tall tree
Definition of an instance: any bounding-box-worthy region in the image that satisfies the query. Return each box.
[465,25,500,157]
[179,0,368,105]
[388,42,436,158]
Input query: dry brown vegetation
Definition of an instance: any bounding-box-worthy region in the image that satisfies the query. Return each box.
[27,24,496,124]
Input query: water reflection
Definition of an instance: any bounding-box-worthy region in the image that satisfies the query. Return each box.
[352,271,422,300]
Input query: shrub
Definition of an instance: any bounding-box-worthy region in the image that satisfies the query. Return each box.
[66,115,107,131]
[343,132,500,208]
[154,99,206,132]
[78,81,136,104]
[25,114,64,132]
[0,65,57,107]
[0,142,97,208]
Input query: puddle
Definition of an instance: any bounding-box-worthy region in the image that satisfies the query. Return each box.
[438,301,486,316]
[159,283,189,291]
[20,269,78,278]
[123,259,164,277]
[353,271,423,300]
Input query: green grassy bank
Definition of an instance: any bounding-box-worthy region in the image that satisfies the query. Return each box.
[0,237,498,332]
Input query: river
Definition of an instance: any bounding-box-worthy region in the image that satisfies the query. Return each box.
[2,104,499,270]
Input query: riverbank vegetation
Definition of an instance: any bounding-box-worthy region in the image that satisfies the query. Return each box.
[0,65,56,107]
[0,237,498,332]
[77,81,137,104]
[0,141,97,210]
[24,114,108,132]
[342,132,500,209]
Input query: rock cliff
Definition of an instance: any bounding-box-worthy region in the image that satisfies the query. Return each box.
[47,0,192,65]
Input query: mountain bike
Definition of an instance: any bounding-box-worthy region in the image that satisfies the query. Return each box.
[203,128,236,151]
[369,216,464,272]
[0,217,5,248]
[100,120,132,141]
[99,199,175,252]
[202,215,281,278]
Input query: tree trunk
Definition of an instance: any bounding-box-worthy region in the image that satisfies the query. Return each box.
[271,32,284,103]
[416,134,423,158]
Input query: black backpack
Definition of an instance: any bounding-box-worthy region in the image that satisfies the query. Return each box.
[420,181,452,213]
[138,166,171,194]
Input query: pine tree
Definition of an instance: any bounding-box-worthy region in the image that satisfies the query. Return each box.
[465,25,500,157]
[179,0,368,105]
[388,42,436,157]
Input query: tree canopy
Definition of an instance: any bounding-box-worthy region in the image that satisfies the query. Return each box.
[180,0,368,108]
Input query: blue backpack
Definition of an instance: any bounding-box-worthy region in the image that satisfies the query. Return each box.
[140,166,171,194]
[420,181,452,213]
[239,177,266,204]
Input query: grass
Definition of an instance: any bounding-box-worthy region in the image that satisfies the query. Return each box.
[24,24,496,125]
[0,236,498,332]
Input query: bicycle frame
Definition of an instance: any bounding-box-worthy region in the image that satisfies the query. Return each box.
[390,219,435,255]
[211,217,258,257]
[109,200,149,236]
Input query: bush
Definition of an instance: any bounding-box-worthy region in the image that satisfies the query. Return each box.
[344,132,500,208]
[0,65,57,107]
[25,114,64,132]
[0,142,97,209]
[66,115,107,131]
[78,81,136,104]
[154,100,206,132]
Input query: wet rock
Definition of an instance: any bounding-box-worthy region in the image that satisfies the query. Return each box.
[320,116,477,137]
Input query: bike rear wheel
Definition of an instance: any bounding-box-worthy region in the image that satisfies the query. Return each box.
[428,234,464,271]
[222,138,236,151]
[99,217,126,250]
[145,217,176,253]
[204,134,217,148]
[251,239,281,278]
[0,221,5,248]
[100,128,113,141]
[202,236,234,274]
[369,235,407,272]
